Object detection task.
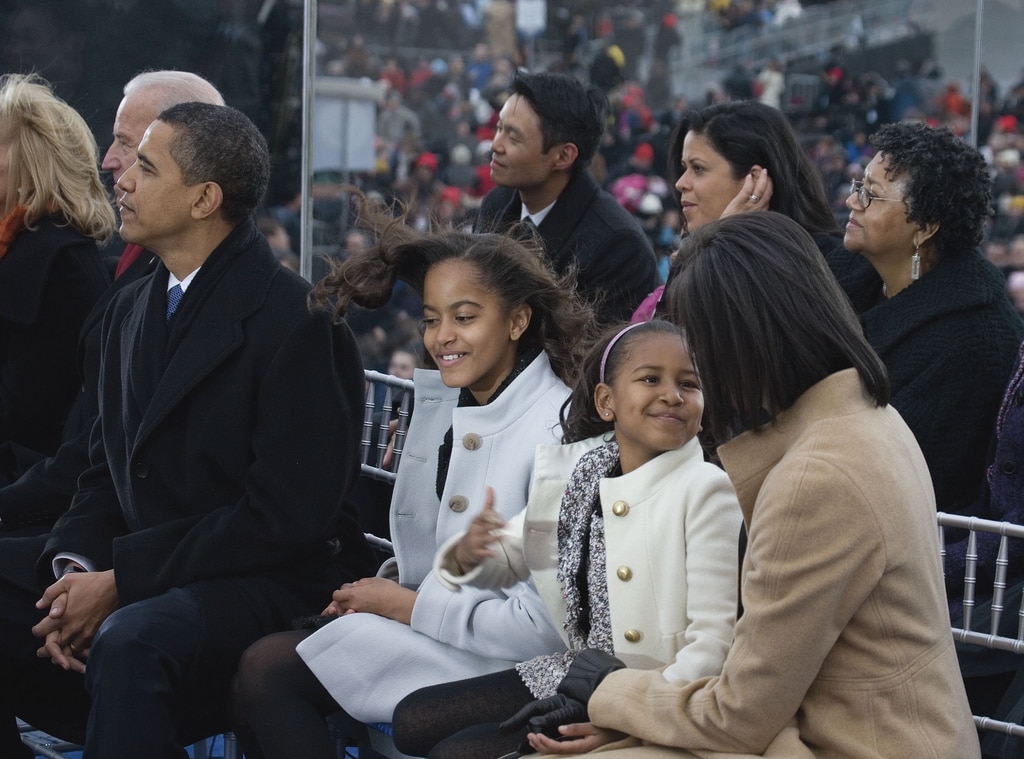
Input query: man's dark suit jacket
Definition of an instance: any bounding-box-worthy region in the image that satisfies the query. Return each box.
[474,169,659,323]
[40,218,376,674]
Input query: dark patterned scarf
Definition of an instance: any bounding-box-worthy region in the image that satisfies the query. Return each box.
[557,440,619,649]
[516,440,619,697]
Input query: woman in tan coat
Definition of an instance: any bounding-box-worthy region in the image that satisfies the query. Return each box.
[508,212,979,759]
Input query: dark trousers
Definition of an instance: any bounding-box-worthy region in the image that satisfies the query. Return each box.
[83,587,210,758]
[0,535,89,759]
[0,539,229,759]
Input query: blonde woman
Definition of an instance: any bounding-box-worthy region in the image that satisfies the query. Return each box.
[0,73,114,460]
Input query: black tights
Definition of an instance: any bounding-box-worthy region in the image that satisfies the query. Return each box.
[392,669,533,759]
[229,629,345,759]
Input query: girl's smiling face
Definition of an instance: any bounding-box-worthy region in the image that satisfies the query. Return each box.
[595,332,703,474]
[421,259,531,405]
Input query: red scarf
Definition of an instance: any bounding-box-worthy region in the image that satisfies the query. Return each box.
[0,205,28,263]
[115,243,145,279]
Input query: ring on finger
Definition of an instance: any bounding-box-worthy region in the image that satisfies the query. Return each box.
[749,194,760,202]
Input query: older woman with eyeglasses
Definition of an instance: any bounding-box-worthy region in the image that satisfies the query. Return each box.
[831,121,1024,518]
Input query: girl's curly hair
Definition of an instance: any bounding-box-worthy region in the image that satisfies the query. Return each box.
[869,122,991,259]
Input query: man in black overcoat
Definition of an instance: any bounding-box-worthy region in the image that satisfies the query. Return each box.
[474,70,658,324]
[0,103,375,757]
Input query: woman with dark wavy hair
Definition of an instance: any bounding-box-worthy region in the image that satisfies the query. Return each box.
[838,121,1024,515]
[666,100,839,242]
[231,193,594,759]
[633,100,841,321]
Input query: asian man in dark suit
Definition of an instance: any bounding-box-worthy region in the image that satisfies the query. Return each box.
[474,70,658,324]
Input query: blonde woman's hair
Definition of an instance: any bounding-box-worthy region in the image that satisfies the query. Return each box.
[0,73,115,241]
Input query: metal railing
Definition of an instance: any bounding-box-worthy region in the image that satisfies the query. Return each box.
[671,0,931,99]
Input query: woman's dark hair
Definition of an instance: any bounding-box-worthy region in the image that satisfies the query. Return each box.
[667,212,889,441]
[311,191,595,386]
[869,121,991,259]
[559,319,684,444]
[668,101,838,237]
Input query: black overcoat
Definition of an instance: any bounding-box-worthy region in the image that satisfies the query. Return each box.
[0,250,155,533]
[0,217,109,458]
[474,169,659,324]
[40,219,375,672]
[827,245,1024,512]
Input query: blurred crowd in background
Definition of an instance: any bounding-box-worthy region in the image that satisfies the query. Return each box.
[5,0,1024,374]
[256,0,1024,374]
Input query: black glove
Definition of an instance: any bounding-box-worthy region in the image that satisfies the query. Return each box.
[499,693,589,737]
[499,649,627,739]
[557,648,626,704]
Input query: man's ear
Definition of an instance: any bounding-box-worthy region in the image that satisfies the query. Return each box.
[191,182,224,220]
[551,142,580,172]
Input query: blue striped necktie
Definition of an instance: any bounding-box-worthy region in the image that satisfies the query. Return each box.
[166,284,183,320]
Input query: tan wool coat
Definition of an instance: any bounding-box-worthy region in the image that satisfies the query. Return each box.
[577,370,979,759]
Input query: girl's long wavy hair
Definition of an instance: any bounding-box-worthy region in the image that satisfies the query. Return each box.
[311,191,595,386]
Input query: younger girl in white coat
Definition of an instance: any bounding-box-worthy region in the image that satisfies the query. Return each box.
[391,319,742,759]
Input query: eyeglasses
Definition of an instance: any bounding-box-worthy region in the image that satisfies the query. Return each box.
[849,179,904,209]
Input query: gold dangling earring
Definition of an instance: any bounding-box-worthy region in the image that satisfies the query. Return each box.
[911,242,921,281]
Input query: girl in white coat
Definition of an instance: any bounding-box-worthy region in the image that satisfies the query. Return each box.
[391,319,742,758]
[230,195,593,759]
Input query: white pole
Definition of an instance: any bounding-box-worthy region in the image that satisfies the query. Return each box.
[968,0,984,146]
[300,0,317,282]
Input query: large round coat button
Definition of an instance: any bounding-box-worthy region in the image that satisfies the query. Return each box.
[611,500,629,517]
[1001,460,1018,475]
[616,566,633,581]
[462,433,482,450]
[624,629,642,643]
[134,462,150,479]
[449,495,469,513]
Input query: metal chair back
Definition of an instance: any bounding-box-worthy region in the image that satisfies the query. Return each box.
[939,511,1024,741]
